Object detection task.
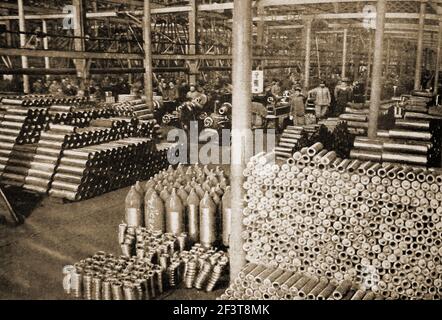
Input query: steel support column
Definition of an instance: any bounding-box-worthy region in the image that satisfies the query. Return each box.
[42,20,50,79]
[143,0,154,110]
[435,20,442,94]
[368,0,386,139]
[414,1,426,91]
[304,19,312,91]
[18,0,29,93]
[72,0,88,90]
[188,0,198,84]
[230,0,253,281]
[341,28,348,78]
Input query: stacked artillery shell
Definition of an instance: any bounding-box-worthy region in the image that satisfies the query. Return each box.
[219,264,381,300]
[139,164,230,247]
[112,100,156,121]
[350,111,441,167]
[0,144,37,187]
[243,143,442,299]
[0,104,48,144]
[275,126,304,161]
[339,113,369,132]
[22,126,74,193]
[350,136,430,165]
[49,137,169,201]
[63,251,165,300]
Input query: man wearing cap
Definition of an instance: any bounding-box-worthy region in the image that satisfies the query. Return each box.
[290,87,306,126]
[308,80,332,120]
[334,77,353,116]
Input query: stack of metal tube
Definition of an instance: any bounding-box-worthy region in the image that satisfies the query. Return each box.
[1,95,88,107]
[350,117,439,166]
[220,264,381,300]
[112,100,157,121]
[0,105,48,144]
[339,113,368,133]
[243,143,442,299]
[0,144,37,187]
[275,126,304,161]
[49,137,169,201]
[275,125,319,161]
[21,125,74,193]
[47,106,112,127]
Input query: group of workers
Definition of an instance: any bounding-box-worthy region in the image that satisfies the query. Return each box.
[279,78,354,126]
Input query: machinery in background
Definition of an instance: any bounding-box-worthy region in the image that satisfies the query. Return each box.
[162,90,291,134]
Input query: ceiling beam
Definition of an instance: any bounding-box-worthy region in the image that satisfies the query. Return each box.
[0,47,298,61]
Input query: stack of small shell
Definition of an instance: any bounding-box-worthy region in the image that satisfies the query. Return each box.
[63,251,166,300]
[118,227,228,292]
[242,142,442,299]
[180,244,228,292]
[275,125,319,161]
[118,225,187,258]
[219,264,382,300]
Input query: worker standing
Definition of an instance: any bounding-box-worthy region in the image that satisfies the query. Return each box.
[334,77,353,116]
[308,80,331,120]
[290,87,306,126]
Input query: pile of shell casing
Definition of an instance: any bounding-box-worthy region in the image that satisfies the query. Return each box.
[112,99,159,121]
[275,125,319,161]
[243,143,442,299]
[220,264,382,300]
[350,96,442,167]
[125,164,232,248]
[0,144,38,188]
[0,105,48,145]
[49,138,170,201]
[63,251,166,300]
[118,226,187,259]
[180,244,228,292]
[118,227,228,291]
[0,96,166,199]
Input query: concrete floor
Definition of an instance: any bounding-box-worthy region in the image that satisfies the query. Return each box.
[0,185,225,300]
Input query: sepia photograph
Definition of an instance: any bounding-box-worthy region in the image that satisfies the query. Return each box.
[0,0,442,307]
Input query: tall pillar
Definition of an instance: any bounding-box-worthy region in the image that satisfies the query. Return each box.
[188,0,197,84]
[230,0,252,281]
[434,20,442,94]
[368,0,386,139]
[341,28,348,78]
[414,1,426,91]
[365,30,374,98]
[143,0,154,110]
[42,20,50,80]
[304,19,312,91]
[256,4,265,70]
[386,38,391,74]
[73,0,88,90]
[18,0,29,94]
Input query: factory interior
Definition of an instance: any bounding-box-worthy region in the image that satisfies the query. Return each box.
[1,0,442,301]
